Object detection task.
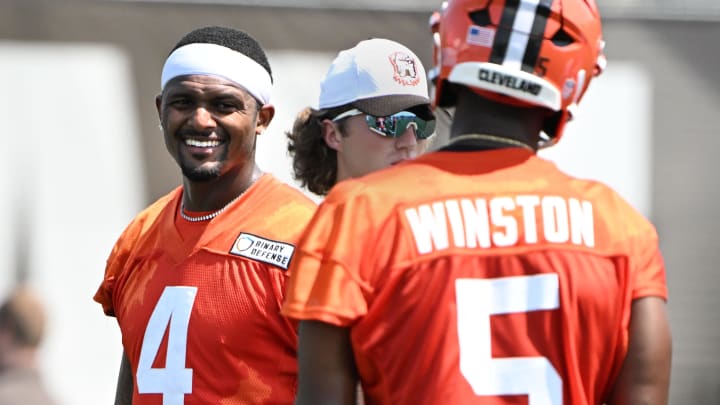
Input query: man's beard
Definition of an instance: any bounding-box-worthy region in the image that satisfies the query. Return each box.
[178,150,226,182]
[181,163,221,182]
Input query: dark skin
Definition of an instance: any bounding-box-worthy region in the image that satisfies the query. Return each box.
[295,88,671,405]
[295,321,358,405]
[606,297,672,405]
[449,86,548,149]
[114,352,132,405]
[156,74,274,211]
[113,74,274,405]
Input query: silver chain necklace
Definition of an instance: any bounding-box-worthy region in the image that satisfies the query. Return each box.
[180,176,259,222]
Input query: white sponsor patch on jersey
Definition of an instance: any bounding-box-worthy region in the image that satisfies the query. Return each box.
[230,232,295,270]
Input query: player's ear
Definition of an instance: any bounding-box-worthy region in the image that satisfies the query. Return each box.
[255,103,275,136]
[155,94,163,121]
[321,119,343,152]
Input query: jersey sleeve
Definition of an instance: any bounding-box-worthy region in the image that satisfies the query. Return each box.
[282,183,377,327]
[608,188,668,301]
[629,220,667,301]
[93,218,144,317]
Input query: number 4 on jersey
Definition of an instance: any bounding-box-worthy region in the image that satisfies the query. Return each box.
[456,274,562,405]
[137,286,198,405]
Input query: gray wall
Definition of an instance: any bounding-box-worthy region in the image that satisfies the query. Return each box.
[1,1,718,403]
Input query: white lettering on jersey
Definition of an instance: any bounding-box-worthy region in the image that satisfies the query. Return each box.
[490,197,517,247]
[515,195,540,243]
[230,232,295,270]
[404,195,595,254]
[569,198,595,247]
[405,202,450,254]
[542,196,569,244]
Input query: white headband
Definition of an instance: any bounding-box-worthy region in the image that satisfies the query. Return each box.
[160,42,273,105]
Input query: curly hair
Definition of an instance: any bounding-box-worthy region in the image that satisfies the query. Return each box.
[286,105,352,196]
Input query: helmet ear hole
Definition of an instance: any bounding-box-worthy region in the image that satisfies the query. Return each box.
[469,9,492,26]
[551,28,575,46]
[541,110,563,146]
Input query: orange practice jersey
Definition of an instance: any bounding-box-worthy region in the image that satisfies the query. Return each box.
[95,174,316,405]
[283,149,667,405]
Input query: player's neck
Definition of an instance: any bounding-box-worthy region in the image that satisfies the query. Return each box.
[334,162,352,186]
[450,89,544,151]
[182,164,263,212]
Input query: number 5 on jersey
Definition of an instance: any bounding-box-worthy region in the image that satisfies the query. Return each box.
[456,274,562,405]
[137,286,198,405]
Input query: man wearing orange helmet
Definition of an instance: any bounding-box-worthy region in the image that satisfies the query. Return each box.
[283,1,672,404]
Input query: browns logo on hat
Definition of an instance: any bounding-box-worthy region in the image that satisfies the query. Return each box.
[318,38,433,121]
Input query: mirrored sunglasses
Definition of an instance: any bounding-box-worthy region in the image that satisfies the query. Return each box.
[332,108,436,140]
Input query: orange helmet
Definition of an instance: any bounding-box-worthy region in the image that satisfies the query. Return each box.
[429,0,606,146]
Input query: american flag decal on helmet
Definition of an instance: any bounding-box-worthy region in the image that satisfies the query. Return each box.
[467,25,496,48]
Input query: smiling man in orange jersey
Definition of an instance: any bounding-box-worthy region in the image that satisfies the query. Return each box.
[94,26,316,405]
[282,1,672,404]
